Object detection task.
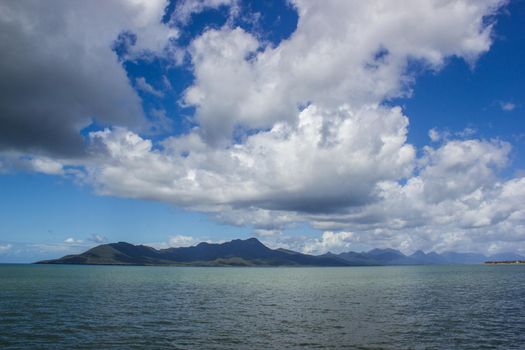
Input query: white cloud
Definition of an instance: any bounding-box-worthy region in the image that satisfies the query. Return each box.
[303,231,354,255]
[427,127,478,144]
[0,0,176,156]
[3,0,521,255]
[253,229,282,238]
[0,153,65,175]
[147,109,173,135]
[80,119,525,255]
[168,235,199,247]
[0,244,12,253]
[500,101,516,111]
[88,234,108,243]
[64,237,83,244]
[184,0,504,143]
[146,235,209,250]
[162,76,173,90]
[84,104,415,214]
[170,0,239,25]
[302,138,525,253]
[0,236,106,263]
[30,157,64,175]
[135,77,164,98]
[429,128,441,142]
[64,234,107,245]
[71,0,519,254]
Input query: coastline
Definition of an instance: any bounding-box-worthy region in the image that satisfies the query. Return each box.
[484,260,525,265]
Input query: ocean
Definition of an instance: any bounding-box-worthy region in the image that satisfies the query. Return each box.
[1,264,524,349]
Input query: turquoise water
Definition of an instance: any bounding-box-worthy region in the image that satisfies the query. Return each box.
[1,265,524,349]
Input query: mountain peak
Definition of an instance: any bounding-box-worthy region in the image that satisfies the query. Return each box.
[410,250,427,258]
[230,237,263,244]
[37,237,348,266]
[367,248,404,256]
[37,238,521,267]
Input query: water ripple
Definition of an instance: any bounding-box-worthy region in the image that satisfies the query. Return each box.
[1,265,524,349]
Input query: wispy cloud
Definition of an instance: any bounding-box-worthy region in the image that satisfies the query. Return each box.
[500,101,516,111]
[0,234,109,263]
[135,77,164,98]
[0,243,12,253]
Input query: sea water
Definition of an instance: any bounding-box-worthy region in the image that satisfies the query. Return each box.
[1,264,524,349]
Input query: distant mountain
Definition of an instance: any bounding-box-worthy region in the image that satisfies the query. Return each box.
[36,238,349,267]
[325,249,525,266]
[410,250,448,265]
[36,238,525,266]
[487,252,525,262]
[440,251,525,264]
[328,248,431,266]
[328,251,380,266]
[439,251,488,264]
[367,248,417,265]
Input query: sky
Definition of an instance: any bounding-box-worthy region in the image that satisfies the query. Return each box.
[0,0,524,263]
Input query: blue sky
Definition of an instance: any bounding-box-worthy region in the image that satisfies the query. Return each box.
[399,0,525,169]
[0,0,524,262]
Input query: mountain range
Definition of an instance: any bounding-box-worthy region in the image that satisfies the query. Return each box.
[36,238,524,266]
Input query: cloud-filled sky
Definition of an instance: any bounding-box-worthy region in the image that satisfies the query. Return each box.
[1,0,524,262]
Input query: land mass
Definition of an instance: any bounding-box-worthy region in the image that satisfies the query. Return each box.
[484,260,525,265]
[36,238,525,267]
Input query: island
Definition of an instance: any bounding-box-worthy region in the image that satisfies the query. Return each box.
[36,238,525,267]
[36,238,350,267]
[484,260,525,265]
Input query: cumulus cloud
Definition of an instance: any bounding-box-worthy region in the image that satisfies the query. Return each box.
[168,235,199,247]
[84,104,415,214]
[74,0,518,254]
[429,129,441,142]
[3,0,522,255]
[303,138,523,253]
[303,231,354,255]
[80,118,525,254]
[184,0,503,143]
[0,0,176,157]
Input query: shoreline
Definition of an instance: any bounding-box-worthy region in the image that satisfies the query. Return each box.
[484,260,525,265]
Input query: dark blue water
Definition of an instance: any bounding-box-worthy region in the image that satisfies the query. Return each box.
[1,265,524,349]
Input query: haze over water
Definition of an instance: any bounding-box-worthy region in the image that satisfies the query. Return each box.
[1,264,524,349]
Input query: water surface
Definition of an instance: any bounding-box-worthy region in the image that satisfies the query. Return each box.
[1,265,524,349]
